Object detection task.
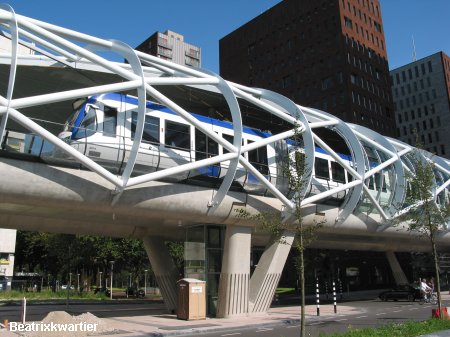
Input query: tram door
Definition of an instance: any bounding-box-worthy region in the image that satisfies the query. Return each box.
[78,105,123,173]
[124,110,160,174]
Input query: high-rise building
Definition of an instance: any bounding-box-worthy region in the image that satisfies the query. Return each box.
[219,0,396,137]
[136,30,201,68]
[390,52,450,159]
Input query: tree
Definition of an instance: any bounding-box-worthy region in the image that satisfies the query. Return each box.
[395,148,450,318]
[237,124,324,337]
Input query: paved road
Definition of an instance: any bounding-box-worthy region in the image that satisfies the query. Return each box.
[0,299,166,322]
[181,299,450,337]
[1,297,449,336]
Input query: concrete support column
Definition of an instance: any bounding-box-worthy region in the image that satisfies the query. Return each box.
[386,251,409,285]
[216,225,251,318]
[249,230,295,314]
[142,236,179,313]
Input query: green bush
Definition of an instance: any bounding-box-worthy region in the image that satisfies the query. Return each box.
[0,289,109,301]
[322,318,450,337]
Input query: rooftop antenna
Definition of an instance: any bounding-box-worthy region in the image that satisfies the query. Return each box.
[412,35,417,62]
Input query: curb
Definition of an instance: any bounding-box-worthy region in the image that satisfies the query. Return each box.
[144,318,302,337]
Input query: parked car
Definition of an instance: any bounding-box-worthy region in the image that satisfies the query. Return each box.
[93,287,111,297]
[379,284,421,302]
[125,286,145,298]
[61,285,75,290]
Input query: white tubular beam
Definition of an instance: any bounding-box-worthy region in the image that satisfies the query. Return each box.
[434,163,450,176]
[228,81,263,96]
[140,59,176,76]
[0,11,113,49]
[108,40,146,191]
[312,134,361,180]
[144,77,220,85]
[0,80,142,112]
[0,24,78,61]
[238,156,295,210]
[5,106,123,187]
[353,130,397,159]
[231,86,299,126]
[361,185,389,221]
[0,5,18,143]
[436,180,450,195]
[240,129,295,153]
[299,106,339,123]
[136,50,216,80]
[127,153,237,188]
[143,85,237,153]
[301,180,363,206]
[365,148,411,179]
[309,120,339,129]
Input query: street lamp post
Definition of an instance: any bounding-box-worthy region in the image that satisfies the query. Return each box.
[77,273,80,292]
[129,273,132,288]
[69,273,72,288]
[99,272,102,288]
[109,261,114,300]
[144,270,148,296]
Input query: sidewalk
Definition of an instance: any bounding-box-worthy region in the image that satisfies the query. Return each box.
[1,291,450,337]
[96,303,363,337]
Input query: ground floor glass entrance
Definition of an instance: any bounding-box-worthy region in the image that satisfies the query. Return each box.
[184,225,225,316]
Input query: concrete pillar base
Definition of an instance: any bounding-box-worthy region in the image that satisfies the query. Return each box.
[249,230,294,313]
[143,236,179,313]
[386,251,409,285]
[216,225,251,318]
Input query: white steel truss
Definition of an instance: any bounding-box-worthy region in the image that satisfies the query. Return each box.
[0,7,449,227]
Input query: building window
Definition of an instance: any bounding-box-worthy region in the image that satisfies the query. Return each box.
[441,144,446,155]
[344,16,353,29]
[428,61,433,72]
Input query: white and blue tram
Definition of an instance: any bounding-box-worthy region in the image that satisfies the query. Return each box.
[55,93,386,204]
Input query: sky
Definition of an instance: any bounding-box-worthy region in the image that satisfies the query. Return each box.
[3,0,450,73]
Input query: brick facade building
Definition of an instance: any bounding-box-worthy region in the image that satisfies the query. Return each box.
[220,0,396,137]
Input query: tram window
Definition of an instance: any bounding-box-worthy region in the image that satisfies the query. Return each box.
[131,112,160,144]
[381,174,387,192]
[103,106,117,137]
[222,134,233,154]
[331,161,346,183]
[248,140,268,175]
[195,130,218,160]
[75,106,97,139]
[374,172,382,191]
[368,176,375,189]
[165,121,190,150]
[347,172,353,182]
[314,158,330,180]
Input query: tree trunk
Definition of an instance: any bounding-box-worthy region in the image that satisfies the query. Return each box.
[300,234,305,337]
[430,231,443,318]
